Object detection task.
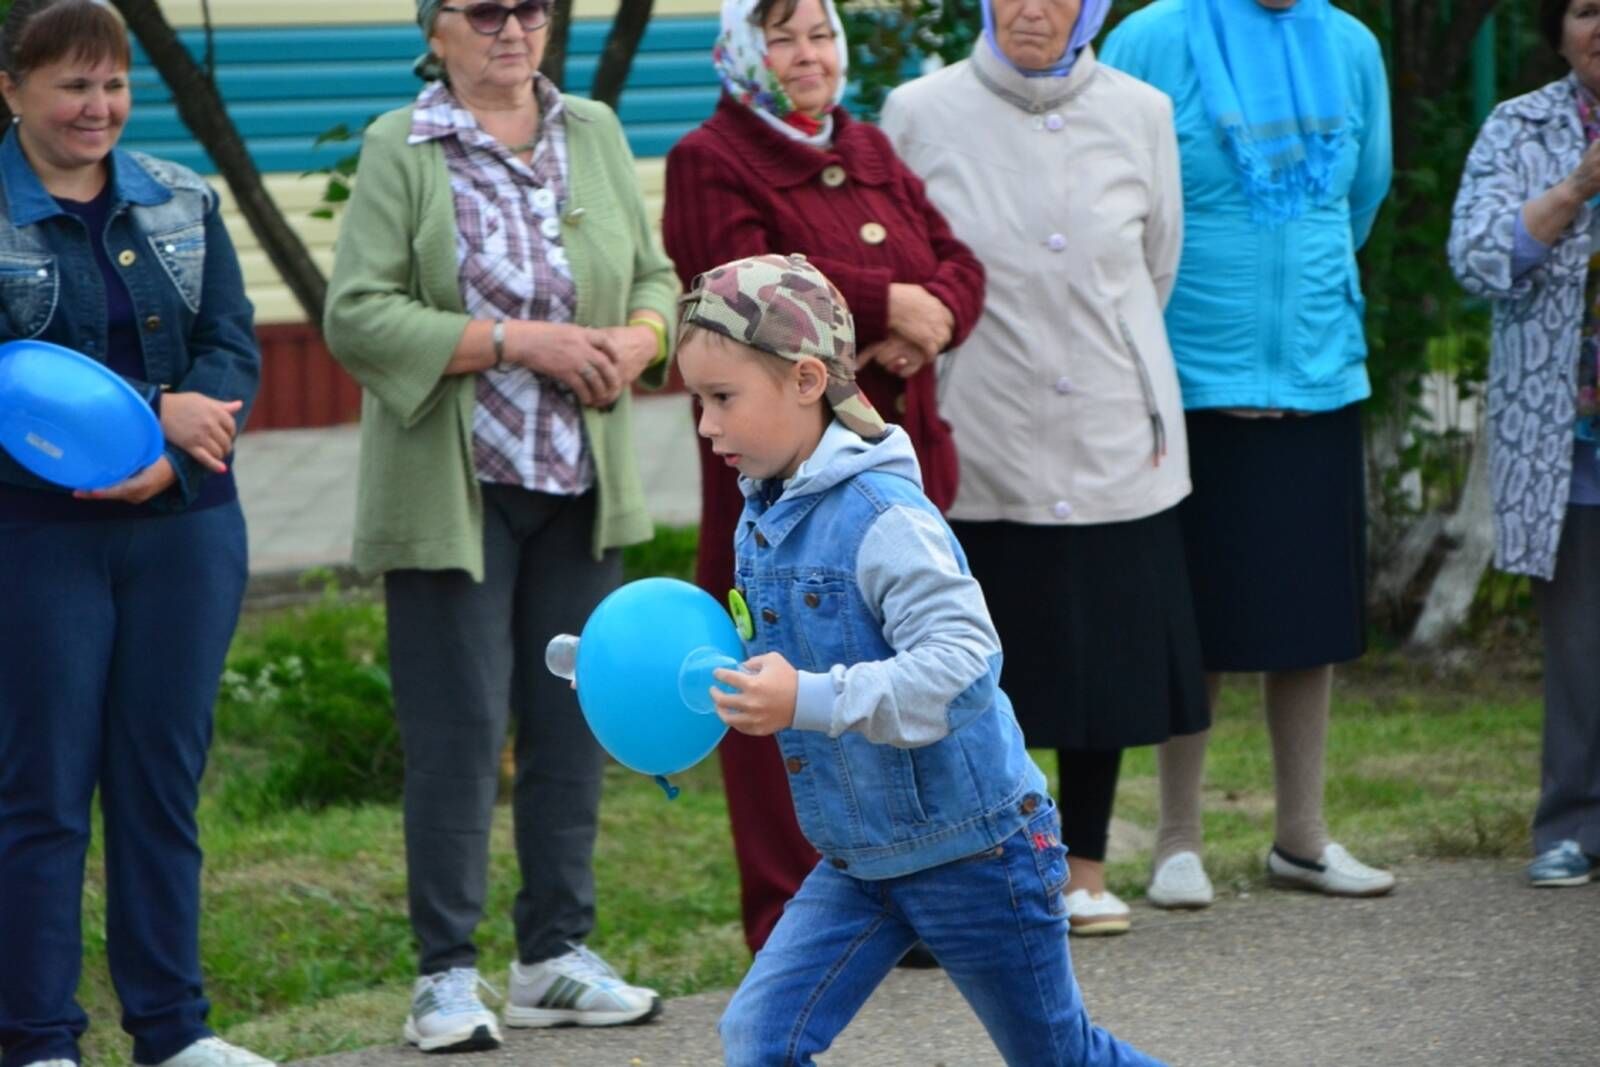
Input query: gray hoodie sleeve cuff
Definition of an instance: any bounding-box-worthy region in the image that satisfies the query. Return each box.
[793,669,838,733]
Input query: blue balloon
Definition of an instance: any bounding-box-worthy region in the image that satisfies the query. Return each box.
[574,578,739,783]
[0,340,164,490]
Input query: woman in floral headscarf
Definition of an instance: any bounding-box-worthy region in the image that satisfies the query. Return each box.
[661,0,985,958]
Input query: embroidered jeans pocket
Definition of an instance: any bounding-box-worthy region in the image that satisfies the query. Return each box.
[147,223,206,313]
[1026,807,1069,917]
[0,252,58,338]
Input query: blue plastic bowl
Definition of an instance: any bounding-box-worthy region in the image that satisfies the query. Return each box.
[0,340,164,490]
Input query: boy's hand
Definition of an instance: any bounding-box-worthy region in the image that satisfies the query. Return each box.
[711,652,798,736]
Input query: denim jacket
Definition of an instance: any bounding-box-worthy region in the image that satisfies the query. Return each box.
[735,424,1048,879]
[0,132,259,509]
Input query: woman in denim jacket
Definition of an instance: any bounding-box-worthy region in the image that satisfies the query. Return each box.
[1447,0,1600,888]
[0,3,263,1066]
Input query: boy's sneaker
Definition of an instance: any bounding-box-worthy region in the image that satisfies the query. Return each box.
[1147,850,1215,909]
[1065,888,1131,936]
[1267,842,1395,897]
[24,1061,78,1066]
[403,968,502,1053]
[505,943,661,1028]
[1527,840,1596,887]
[154,1038,275,1066]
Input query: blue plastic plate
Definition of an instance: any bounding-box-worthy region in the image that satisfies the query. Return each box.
[0,339,164,490]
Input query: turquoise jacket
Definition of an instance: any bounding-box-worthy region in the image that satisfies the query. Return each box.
[1101,0,1392,412]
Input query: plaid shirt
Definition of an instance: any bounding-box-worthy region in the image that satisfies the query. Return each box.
[409,77,592,494]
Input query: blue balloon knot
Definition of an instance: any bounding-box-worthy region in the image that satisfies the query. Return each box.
[654,775,681,801]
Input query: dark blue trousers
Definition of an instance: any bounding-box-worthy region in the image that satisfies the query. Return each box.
[0,503,247,1067]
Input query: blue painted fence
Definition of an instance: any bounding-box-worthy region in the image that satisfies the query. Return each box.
[123,17,723,172]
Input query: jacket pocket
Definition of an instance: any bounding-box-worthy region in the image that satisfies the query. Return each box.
[0,251,58,338]
[147,222,206,313]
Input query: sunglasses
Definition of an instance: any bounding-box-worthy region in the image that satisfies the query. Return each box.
[439,0,551,35]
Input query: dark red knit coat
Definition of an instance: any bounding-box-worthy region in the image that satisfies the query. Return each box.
[663,95,985,598]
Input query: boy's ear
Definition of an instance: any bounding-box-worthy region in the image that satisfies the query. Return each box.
[793,357,830,404]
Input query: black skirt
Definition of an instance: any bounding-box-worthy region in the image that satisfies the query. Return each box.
[951,508,1210,752]
[1178,404,1368,672]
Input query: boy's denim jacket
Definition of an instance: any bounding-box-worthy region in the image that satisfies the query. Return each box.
[0,132,259,509]
[735,423,1048,880]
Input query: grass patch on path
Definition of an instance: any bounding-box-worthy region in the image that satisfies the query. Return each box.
[69,605,1541,1064]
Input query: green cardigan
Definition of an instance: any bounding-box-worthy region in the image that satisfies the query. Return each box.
[324,96,678,580]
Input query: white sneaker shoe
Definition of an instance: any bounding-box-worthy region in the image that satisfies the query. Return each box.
[155,1037,275,1066]
[1065,888,1131,936]
[505,943,661,1028]
[403,967,503,1053]
[1147,850,1215,909]
[1267,842,1396,897]
[25,1060,79,1066]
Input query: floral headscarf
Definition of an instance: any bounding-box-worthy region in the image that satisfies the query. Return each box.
[713,0,849,122]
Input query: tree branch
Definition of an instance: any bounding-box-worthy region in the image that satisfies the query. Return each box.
[110,0,326,325]
[592,0,655,111]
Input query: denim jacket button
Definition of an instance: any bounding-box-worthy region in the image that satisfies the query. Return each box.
[804,592,820,608]
[144,315,162,332]
[1019,794,1039,815]
[117,249,137,267]
[830,857,848,870]
[785,757,805,773]
[761,608,779,624]
[754,530,769,548]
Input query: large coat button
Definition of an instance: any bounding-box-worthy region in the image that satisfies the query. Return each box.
[821,164,847,187]
[859,222,886,245]
[117,249,137,267]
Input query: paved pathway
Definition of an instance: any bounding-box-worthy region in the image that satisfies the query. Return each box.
[292,861,1599,1067]
[234,393,702,589]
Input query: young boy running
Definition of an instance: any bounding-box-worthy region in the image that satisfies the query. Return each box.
[676,253,1166,1067]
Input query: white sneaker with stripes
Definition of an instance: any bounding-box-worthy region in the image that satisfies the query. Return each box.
[403,967,502,1053]
[504,943,661,1028]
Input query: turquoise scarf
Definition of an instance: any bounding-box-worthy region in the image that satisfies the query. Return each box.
[1186,0,1349,224]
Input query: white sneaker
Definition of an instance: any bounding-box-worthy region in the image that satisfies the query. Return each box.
[24,1060,78,1066]
[1147,850,1215,909]
[1065,888,1131,936]
[505,943,661,1028]
[1267,842,1396,897]
[403,967,503,1053]
[155,1037,275,1066]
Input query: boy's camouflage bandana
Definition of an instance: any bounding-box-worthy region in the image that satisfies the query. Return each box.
[678,253,887,439]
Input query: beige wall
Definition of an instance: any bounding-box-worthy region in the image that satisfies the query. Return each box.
[159,0,720,27]
[221,161,669,325]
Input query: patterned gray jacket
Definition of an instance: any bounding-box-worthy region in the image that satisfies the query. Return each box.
[1449,75,1588,580]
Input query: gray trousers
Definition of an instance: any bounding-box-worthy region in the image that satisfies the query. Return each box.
[385,485,621,975]
[1532,505,1600,856]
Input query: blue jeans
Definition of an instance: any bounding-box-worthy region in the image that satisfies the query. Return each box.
[0,504,248,1067]
[719,802,1166,1066]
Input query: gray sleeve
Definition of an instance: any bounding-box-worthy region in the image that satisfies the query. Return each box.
[791,505,1003,748]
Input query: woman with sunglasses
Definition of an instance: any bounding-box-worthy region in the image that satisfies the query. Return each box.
[324,0,676,1052]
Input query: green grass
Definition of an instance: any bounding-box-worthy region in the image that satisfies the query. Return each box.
[67,570,1544,1063]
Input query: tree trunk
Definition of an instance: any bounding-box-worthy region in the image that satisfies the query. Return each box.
[592,0,656,110]
[1407,425,1496,648]
[110,0,327,326]
[541,0,575,88]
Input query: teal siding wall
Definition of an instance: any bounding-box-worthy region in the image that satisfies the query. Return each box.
[124,17,722,171]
